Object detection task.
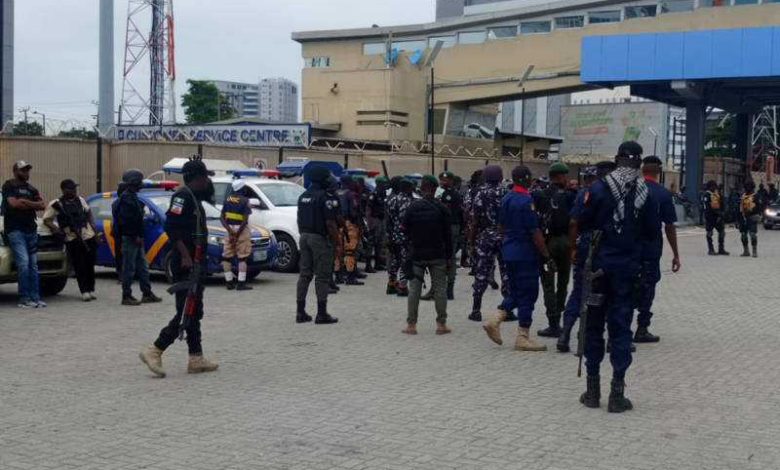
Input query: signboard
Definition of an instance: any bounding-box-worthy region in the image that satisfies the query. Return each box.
[115,124,311,148]
[560,102,668,160]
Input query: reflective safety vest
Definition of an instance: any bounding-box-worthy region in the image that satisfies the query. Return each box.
[222,194,249,225]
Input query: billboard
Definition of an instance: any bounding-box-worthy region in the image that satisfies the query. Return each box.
[115,124,311,148]
[560,102,668,160]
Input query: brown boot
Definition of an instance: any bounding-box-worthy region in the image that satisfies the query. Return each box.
[187,355,219,374]
[402,324,418,335]
[139,345,166,378]
[482,308,507,345]
[436,322,452,335]
[514,327,547,352]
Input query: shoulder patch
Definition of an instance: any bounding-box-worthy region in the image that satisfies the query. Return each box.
[169,196,185,215]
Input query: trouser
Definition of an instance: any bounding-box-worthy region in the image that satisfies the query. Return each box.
[705,213,726,251]
[67,238,97,294]
[7,230,40,303]
[471,233,508,314]
[740,216,759,248]
[367,216,386,265]
[499,261,540,328]
[408,259,448,325]
[541,234,572,327]
[636,257,661,328]
[343,221,360,272]
[121,236,152,298]
[584,270,636,380]
[562,236,589,327]
[154,267,203,356]
[297,233,334,304]
[387,241,410,287]
[447,224,461,286]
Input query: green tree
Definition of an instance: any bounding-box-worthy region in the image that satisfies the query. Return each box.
[181,80,236,124]
[12,121,44,136]
[59,127,98,139]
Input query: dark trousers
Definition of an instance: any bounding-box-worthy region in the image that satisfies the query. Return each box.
[297,233,334,304]
[636,258,661,328]
[541,234,572,326]
[67,238,97,294]
[584,270,635,380]
[562,235,589,327]
[705,213,726,251]
[155,268,203,355]
[121,236,152,298]
[499,261,540,328]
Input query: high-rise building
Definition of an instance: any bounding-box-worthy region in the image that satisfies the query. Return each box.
[210,80,259,118]
[259,78,298,123]
[1,0,13,128]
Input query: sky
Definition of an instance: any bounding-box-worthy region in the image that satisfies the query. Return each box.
[14,0,434,132]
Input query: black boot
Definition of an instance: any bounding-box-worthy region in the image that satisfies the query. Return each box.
[226,279,237,290]
[236,282,253,291]
[707,239,716,256]
[346,271,365,286]
[503,311,518,322]
[633,326,660,343]
[741,243,751,257]
[329,277,340,292]
[538,320,562,338]
[446,282,454,301]
[335,269,346,285]
[557,319,575,353]
[606,340,636,352]
[296,301,312,324]
[608,378,633,413]
[469,297,482,321]
[488,280,499,290]
[752,243,758,258]
[314,301,338,325]
[579,375,600,408]
[468,311,482,322]
[718,245,730,256]
[364,259,376,274]
[355,270,368,279]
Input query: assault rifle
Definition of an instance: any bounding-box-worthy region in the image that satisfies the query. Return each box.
[577,230,604,377]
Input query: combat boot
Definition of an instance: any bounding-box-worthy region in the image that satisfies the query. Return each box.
[386,280,398,295]
[346,271,365,286]
[236,282,253,291]
[315,301,339,324]
[296,301,312,324]
[364,260,376,274]
[355,270,368,279]
[436,322,452,335]
[718,246,730,256]
[707,239,716,256]
[482,309,507,345]
[504,311,518,322]
[334,269,346,285]
[608,378,633,413]
[537,322,562,338]
[122,295,142,306]
[402,323,418,335]
[741,245,751,257]
[752,244,758,258]
[446,282,455,301]
[142,292,162,303]
[468,311,482,322]
[633,326,660,343]
[188,355,219,374]
[579,375,600,408]
[515,327,547,351]
[226,279,237,290]
[139,345,166,378]
[557,319,575,353]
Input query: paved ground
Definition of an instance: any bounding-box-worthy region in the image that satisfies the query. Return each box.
[1,227,779,470]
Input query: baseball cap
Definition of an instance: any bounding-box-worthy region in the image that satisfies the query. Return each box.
[13,160,32,171]
[438,171,455,180]
[60,179,79,190]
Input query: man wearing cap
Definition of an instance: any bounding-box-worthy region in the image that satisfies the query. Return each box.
[220,180,254,291]
[295,166,341,325]
[435,171,463,301]
[43,179,100,302]
[116,169,162,306]
[535,162,576,338]
[573,141,656,413]
[469,165,509,322]
[140,156,219,377]
[2,161,46,308]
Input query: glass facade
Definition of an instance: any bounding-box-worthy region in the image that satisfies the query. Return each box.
[588,10,622,23]
[488,26,517,40]
[459,31,487,44]
[625,5,657,18]
[520,21,552,34]
[555,15,584,28]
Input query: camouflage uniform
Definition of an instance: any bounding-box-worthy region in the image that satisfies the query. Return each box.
[470,183,509,316]
[386,191,413,288]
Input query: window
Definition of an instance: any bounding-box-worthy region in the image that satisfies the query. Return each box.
[88,198,113,220]
[660,0,694,12]
[487,26,517,40]
[734,0,758,4]
[520,21,551,34]
[588,10,621,24]
[625,5,657,18]
[392,40,427,52]
[428,36,456,48]
[699,0,728,6]
[363,42,385,55]
[307,57,330,68]
[256,183,305,208]
[555,16,584,29]
[459,31,487,45]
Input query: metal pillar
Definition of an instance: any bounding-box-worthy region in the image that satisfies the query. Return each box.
[684,102,705,211]
[98,0,114,137]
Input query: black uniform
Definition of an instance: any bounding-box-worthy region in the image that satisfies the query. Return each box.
[702,190,728,255]
[436,186,463,298]
[366,183,388,269]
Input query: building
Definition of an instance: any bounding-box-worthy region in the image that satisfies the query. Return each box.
[258,78,298,123]
[211,80,259,118]
[1,0,13,129]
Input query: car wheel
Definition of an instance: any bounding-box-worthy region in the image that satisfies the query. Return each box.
[40,276,68,297]
[274,232,299,273]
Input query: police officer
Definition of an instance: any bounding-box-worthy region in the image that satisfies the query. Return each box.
[335,176,364,286]
[463,170,483,271]
[386,178,415,297]
[139,157,218,378]
[574,142,656,413]
[535,162,576,338]
[325,176,342,294]
[469,165,509,322]
[366,176,389,272]
[436,171,463,301]
[702,180,729,256]
[635,156,681,343]
[116,169,162,306]
[739,180,761,258]
[483,165,552,351]
[220,180,253,291]
[295,166,341,324]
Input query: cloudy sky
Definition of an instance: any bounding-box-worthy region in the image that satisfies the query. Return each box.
[14,0,434,132]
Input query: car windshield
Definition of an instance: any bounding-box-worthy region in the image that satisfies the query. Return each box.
[148,196,222,219]
[257,182,304,207]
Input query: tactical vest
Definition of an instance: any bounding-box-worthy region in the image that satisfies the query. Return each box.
[55,197,88,232]
[223,194,248,225]
[542,187,572,237]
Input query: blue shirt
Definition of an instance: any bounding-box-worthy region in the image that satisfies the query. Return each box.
[499,188,539,263]
[642,180,677,261]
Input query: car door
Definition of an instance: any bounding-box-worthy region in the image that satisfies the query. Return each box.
[246,185,274,227]
[87,195,117,267]
[140,199,167,270]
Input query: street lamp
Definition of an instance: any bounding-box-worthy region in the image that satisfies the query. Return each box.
[32,111,46,135]
[425,40,444,175]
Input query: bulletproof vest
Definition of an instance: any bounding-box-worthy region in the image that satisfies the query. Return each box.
[542,187,572,236]
[741,193,757,215]
[298,187,327,236]
[707,191,721,211]
[56,197,88,232]
[223,194,248,225]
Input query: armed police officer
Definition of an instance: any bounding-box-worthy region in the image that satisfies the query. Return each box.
[634,156,681,343]
[386,178,415,297]
[702,180,729,256]
[365,176,389,272]
[296,166,341,324]
[739,180,761,258]
[220,180,253,291]
[535,162,576,338]
[574,141,656,413]
[139,157,218,378]
[435,171,463,301]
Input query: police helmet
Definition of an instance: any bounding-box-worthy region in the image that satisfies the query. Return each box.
[121,169,144,187]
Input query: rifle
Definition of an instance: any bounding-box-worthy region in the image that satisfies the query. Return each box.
[54,199,91,252]
[166,187,207,341]
[576,230,604,377]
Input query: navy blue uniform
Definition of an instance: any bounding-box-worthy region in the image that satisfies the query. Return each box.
[575,177,655,380]
[498,186,540,328]
[637,180,676,329]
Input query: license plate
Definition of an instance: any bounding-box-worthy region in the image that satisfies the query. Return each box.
[253,250,268,262]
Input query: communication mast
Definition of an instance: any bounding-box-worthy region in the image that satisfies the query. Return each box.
[751,106,779,172]
[120,0,176,126]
